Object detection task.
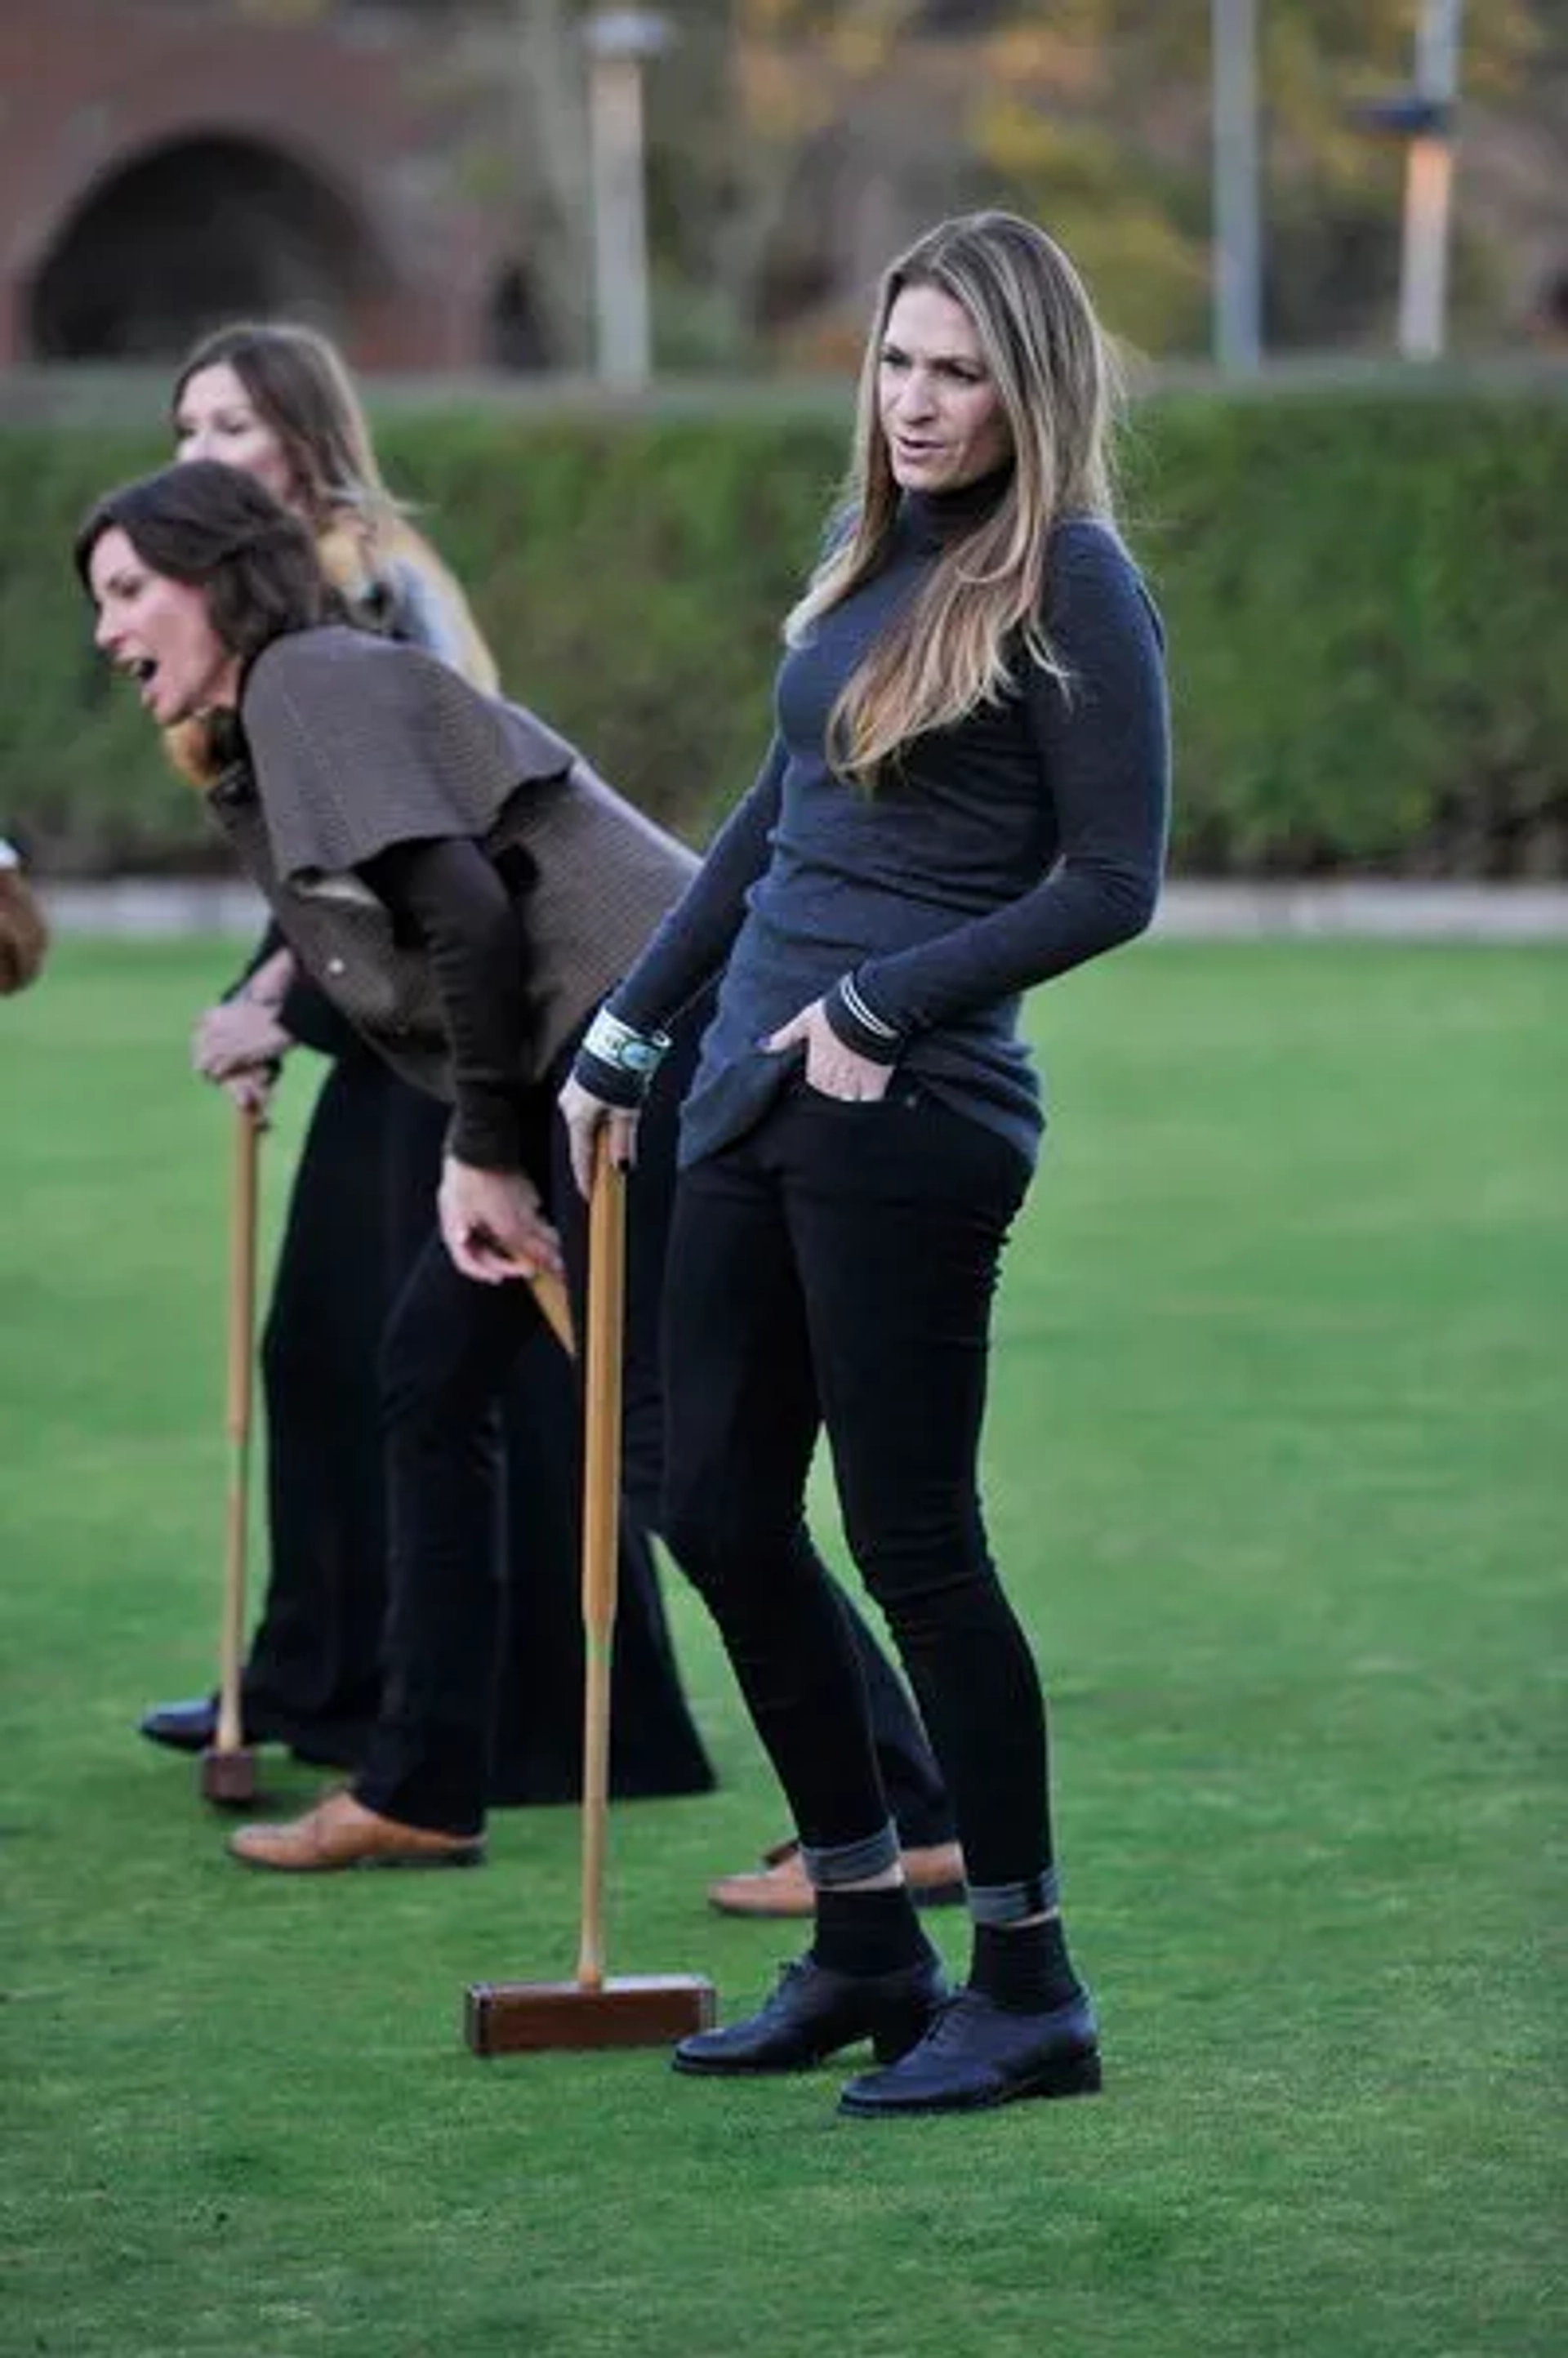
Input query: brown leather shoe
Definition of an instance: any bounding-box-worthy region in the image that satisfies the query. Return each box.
[228,1789,485,1873]
[706,1837,965,1919]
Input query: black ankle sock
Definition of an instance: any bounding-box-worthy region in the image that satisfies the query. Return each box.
[970,1917,1082,2013]
[812,1885,928,1977]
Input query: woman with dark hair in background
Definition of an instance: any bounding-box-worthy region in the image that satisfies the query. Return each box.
[561,212,1169,2113]
[133,323,713,1809]
[80,457,714,1867]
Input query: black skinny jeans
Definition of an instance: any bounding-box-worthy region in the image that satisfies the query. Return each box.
[661,1077,1052,1901]
[354,1031,953,1841]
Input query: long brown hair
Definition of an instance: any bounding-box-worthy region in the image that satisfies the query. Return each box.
[786,212,1123,786]
[0,861,48,996]
[163,323,496,784]
[172,322,394,539]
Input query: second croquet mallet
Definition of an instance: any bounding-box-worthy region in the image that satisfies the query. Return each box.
[465,1130,715,2053]
[200,1099,262,1810]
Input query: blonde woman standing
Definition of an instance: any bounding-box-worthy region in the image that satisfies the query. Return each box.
[561,213,1170,2115]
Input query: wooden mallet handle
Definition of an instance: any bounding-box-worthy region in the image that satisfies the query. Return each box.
[215,1103,261,1758]
[576,1128,626,1991]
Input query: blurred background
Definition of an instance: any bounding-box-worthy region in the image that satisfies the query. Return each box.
[3,0,1564,377]
[1,0,1565,883]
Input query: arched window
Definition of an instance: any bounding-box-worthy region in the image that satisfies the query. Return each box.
[29,134,388,362]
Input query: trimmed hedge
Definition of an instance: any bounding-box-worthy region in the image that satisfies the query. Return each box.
[1128,390,1568,876]
[5,385,1566,875]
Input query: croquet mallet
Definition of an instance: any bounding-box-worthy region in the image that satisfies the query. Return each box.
[200,1100,262,1809]
[525,1265,575,1359]
[465,1130,716,2053]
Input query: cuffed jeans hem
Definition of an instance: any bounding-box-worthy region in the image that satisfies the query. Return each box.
[895,1810,960,1850]
[800,1821,902,1887]
[967,1867,1060,1925]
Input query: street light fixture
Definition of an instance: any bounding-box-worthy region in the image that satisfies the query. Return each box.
[1351,0,1465,360]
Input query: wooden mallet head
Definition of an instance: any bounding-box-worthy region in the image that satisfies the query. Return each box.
[466,1972,716,2056]
[199,1745,261,1809]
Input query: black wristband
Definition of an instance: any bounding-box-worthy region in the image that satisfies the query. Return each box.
[572,1044,648,1111]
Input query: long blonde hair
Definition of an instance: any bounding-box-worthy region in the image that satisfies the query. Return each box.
[786,212,1123,786]
[165,323,497,782]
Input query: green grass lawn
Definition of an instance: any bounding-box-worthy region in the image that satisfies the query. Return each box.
[2,938,1563,2358]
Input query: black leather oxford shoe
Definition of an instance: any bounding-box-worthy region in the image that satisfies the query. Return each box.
[138,1696,222,1754]
[672,1948,948,2076]
[839,1986,1102,2115]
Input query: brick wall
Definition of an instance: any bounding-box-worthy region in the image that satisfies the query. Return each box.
[0,0,510,368]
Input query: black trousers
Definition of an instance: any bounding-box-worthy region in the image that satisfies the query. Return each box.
[659,1081,1050,1898]
[241,1045,711,1803]
[242,1046,408,1762]
[381,1078,715,1808]
[355,1032,954,1842]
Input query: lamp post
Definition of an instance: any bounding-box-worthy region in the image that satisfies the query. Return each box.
[1397,0,1464,360]
[583,9,668,387]
[1211,0,1263,373]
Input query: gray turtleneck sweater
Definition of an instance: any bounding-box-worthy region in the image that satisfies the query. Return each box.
[611,488,1171,1168]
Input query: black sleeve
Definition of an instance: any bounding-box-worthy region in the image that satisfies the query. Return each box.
[849,528,1169,1036]
[608,734,786,1035]
[358,836,531,1170]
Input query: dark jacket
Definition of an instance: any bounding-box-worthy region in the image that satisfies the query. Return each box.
[206,625,697,1099]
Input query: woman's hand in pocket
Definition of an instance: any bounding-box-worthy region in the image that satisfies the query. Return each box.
[764,998,892,1103]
